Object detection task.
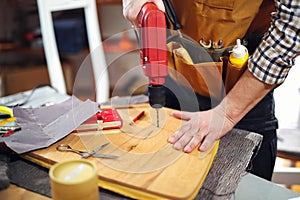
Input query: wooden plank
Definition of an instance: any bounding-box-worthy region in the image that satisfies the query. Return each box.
[0,184,51,200]
[26,105,218,200]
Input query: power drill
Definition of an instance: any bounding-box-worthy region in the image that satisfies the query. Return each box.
[137,2,168,127]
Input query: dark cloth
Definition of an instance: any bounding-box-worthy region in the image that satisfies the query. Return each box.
[8,155,52,197]
[246,130,277,181]
[0,153,10,190]
[162,75,278,180]
[197,129,263,199]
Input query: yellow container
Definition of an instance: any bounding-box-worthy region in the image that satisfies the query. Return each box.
[49,160,99,200]
[229,39,249,68]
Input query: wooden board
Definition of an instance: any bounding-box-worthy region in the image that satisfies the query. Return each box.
[0,184,51,200]
[25,104,218,200]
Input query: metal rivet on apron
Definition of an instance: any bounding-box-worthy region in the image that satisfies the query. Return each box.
[199,37,212,49]
[212,39,223,49]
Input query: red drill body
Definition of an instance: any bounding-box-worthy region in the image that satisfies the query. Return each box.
[137,3,168,110]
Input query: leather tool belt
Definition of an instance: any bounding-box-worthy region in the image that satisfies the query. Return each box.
[167,40,245,100]
[165,0,274,99]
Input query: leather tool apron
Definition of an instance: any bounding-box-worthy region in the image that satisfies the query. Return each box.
[167,0,275,98]
[171,0,273,46]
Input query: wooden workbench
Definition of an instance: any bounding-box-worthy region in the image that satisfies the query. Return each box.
[21,104,262,200]
[23,105,219,200]
[0,184,51,200]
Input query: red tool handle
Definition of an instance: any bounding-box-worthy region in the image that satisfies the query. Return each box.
[137,3,168,86]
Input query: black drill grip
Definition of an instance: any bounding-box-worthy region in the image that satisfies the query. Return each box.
[148,85,165,108]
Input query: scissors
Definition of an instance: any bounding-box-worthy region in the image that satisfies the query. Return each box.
[56,142,118,159]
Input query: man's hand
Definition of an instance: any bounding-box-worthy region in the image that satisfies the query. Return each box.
[168,69,277,153]
[122,0,165,25]
[168,106,235,153]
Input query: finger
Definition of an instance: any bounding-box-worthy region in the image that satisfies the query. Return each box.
[198,131,217,152]
[123,0,165,23]
[167,122,191,144]
[152,0,165,12]
[172,130,193,151]
[171,123,200,151]
[183,129,206,153]
[123,0,146,22]
[172,111,192,121]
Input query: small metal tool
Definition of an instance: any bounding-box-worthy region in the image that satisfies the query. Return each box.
[212,39,223,49]
[199,37,212,49]
[56,143,118,159]
[156,109,159,128]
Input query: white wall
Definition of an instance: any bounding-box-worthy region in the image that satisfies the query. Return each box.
[274,57,300,129]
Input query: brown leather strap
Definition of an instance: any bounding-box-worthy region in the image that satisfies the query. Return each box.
[171,0,274,47]
[247,0,275,35]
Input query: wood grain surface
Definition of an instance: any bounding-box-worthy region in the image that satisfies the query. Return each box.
[26,104,218,200]
[0,184,51,200]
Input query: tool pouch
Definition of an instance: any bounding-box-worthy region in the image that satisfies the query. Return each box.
[163,0,274,99]
[167,41,247,99]
[223,56,248,93]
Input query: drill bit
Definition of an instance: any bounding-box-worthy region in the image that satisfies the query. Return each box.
[156,108,159,128]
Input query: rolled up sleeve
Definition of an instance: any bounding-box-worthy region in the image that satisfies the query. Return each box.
[248,0,300,85]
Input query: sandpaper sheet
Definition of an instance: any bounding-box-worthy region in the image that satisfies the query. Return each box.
[2,96,98,154]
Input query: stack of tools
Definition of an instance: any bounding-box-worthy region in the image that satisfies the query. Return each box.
[0,106,21,137]
[76,108,123,132]
[76,108,146,133]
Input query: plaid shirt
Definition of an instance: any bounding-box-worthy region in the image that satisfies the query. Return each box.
[248,0,300,85]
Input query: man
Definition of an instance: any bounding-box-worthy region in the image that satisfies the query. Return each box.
[122,0,300,180]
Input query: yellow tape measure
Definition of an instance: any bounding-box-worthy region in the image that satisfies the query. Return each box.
[0,106,15,126]
[0,117,16,127]
[0,106,13,117]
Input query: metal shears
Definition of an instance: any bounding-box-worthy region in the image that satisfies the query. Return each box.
[56,142,118,159]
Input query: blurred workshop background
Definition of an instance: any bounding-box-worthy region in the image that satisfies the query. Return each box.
[0,0,146,99]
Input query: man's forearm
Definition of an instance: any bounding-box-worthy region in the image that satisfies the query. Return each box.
[219,69,277,127]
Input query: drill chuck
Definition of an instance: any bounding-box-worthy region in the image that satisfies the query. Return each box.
[148,85,165,108]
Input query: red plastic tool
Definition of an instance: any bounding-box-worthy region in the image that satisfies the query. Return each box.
[96,108,122,130]
[78,108,122,131]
